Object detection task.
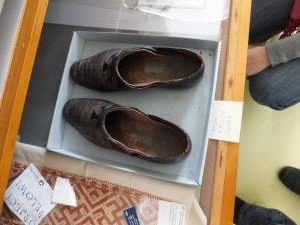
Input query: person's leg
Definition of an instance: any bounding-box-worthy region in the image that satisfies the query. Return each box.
[248,57,300,110]
[234,197,296,225]
[250,0,294,43]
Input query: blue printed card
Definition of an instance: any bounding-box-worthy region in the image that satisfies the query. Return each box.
[124,207,140,225]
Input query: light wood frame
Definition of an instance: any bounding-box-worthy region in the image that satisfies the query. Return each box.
[209,0,251,224]
[0,0,49,212]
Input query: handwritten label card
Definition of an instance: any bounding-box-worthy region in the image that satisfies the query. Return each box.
[157,201,186,225]
[4,164,56,225]
[209,100,244,143]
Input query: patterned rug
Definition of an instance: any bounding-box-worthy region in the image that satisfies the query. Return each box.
[0,162,160,225]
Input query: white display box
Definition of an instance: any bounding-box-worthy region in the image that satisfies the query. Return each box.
[47,31,220,185]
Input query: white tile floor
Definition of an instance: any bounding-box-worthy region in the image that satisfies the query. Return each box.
[237,81,300,224]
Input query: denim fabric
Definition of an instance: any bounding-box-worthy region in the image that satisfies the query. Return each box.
[249,0,294,43]
[248,57,300,110]
[249,0,300,110]
[237,203,297,225]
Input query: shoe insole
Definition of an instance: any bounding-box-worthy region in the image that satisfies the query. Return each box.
[118,49,201,86]
[105,110,189,158]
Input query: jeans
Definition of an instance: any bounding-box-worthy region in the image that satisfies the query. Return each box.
[236,203,296,225]
[248,0,300,110]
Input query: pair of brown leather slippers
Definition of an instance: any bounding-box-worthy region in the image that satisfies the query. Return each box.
[63,47,205,163]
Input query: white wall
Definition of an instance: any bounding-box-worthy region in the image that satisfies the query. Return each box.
[0,0,26,105]
[0,0,5,15]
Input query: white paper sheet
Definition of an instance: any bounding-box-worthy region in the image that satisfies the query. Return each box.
[52,177,77,207]
[4,164,56,225]
[157,201,186,225]
[209,100,244,143]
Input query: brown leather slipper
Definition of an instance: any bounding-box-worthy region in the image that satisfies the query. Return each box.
[63,98,191,163]
[70,47,204,91]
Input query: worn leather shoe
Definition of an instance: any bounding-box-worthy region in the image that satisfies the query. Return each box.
[279,166,300,195]
[63,98,191,163]
[70,47,204,91]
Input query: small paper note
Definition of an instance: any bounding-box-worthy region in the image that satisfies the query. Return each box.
[52,177,77,207]
[157,201,186,225]
[209,100,244,143]
[124,207,140,225]
[4,164,56,225]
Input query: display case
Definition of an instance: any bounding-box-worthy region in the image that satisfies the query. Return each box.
[0,0,251,224]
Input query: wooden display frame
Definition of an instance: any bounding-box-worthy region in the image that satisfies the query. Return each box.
[209,0,251,224]
[0,0,49,212]
[0,0,251,224]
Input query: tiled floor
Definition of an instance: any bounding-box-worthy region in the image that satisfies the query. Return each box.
[237,81,300,223]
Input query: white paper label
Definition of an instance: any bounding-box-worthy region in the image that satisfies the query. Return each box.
[209,100,243,143]
[157,201,186,225]
[52,177,77,207]
[4,164,56,225]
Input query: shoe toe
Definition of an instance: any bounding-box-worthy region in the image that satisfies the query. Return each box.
[278,166,293,182]
[62,99,72,119]
[278,166,300,195]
